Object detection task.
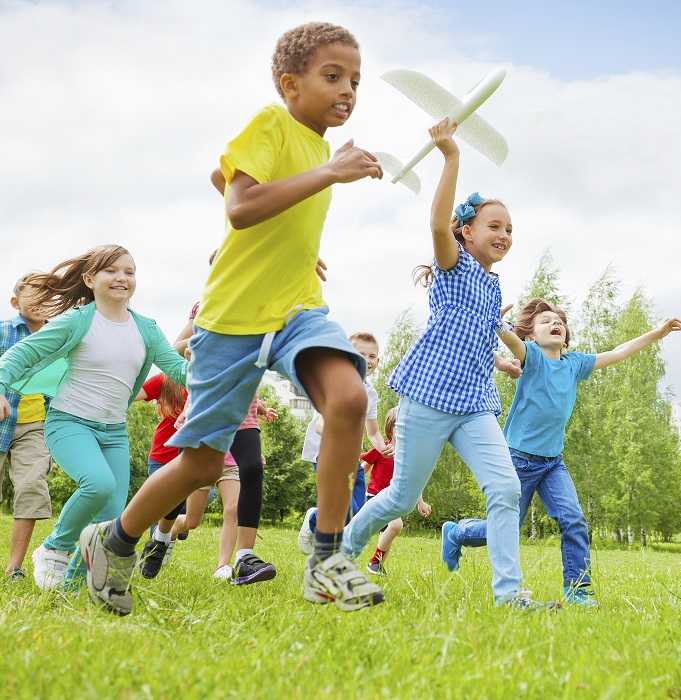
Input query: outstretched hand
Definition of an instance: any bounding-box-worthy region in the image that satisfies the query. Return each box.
[328,140,383,183]
[429,117,459,159]
[655,318,681,339]
[497,357,522,379]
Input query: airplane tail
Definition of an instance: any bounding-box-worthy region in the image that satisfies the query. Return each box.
[375,152,422,194]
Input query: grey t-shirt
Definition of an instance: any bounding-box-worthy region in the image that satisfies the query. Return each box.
[52,311,145,423]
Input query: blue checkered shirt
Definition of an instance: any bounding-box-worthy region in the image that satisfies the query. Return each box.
[389,247,502,415]
[0,316,33,452]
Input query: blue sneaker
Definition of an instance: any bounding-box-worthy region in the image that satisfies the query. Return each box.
[441,521,463,571]
[564,585,597,607]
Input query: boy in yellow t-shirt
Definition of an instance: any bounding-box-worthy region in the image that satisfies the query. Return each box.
[0,275,51,581]
[85,22,385,615]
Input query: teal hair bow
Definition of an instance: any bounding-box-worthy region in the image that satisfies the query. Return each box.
[454,192,484,224]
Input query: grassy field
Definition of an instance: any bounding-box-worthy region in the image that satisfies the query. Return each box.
[1,515,680,699]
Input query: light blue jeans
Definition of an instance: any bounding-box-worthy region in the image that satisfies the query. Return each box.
[342,396,522,601]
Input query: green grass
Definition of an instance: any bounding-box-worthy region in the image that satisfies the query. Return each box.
[1,515,680,699]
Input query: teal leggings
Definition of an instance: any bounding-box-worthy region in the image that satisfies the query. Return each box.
[43,409,130,584]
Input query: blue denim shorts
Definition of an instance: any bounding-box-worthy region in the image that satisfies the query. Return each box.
[168,306,364,453]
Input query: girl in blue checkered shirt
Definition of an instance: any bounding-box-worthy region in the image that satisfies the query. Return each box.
[343,118,553,609]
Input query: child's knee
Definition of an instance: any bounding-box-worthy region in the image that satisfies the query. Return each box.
[223,504,237,524]
[489,474,521,507]
[82,472,117,503]
[179,449,224,487]
[388,518,404,535]
[325,383,367,425]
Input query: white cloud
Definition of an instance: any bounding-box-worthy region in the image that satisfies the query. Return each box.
[2,0,680,393]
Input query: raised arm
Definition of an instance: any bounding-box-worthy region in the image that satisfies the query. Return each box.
[226,142,381,230]
[594,318,681,370]
[429,118,461,271]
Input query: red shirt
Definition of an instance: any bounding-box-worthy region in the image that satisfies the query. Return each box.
[143,373,188,465]
[361,445,394,496]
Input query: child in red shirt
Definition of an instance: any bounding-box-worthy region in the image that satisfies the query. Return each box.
[361,408,431,574]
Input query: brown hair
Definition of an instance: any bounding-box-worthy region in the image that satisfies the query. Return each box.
[413,198,508,288]
[271,22,359,98]
[13,272,39,297]
[349,331,378,348]
[384,407,397,443]
[157,375,186,420]
[23,245,132,318]
[208,249,218,265]
[514,298,571,348]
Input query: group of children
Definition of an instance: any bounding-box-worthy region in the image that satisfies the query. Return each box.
[1,21,679,616]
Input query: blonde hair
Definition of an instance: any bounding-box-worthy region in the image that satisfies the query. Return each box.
[23,245,132,317]
[413,198,508,288]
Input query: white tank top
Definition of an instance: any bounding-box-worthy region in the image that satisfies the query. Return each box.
[52,310,146,423]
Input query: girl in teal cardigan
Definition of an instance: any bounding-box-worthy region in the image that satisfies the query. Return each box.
[0,245,187,590]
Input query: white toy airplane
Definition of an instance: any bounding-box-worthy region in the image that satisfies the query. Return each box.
[376,67,508,194]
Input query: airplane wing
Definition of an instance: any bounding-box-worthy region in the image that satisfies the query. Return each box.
[381,69,508,166]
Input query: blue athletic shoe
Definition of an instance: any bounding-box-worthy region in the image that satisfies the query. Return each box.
[563,585,598,608]
[441,521,463,572]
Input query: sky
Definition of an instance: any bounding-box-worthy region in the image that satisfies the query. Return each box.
[1,0,680,399]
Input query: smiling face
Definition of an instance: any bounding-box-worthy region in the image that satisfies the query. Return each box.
[529,310,569,351]
[459,203,513,271]
[83,253,136,306]
[351,337,379,374]
[280,42,361,135]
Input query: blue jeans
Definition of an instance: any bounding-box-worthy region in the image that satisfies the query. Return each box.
[342,397,522,602]
[457,450,591,587]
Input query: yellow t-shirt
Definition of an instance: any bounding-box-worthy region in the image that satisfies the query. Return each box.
[196,104,332,335]
[16,394,46,424]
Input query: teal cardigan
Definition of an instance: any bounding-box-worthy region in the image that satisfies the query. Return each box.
[0,302,187,404]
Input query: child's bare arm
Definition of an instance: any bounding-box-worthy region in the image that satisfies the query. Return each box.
[365,418,387,453]
[211,169,226,195]
[430,118,460,270]
[173,318,194,356]
[495,304,526,363]
[227,142,382,230]
[594,319,681,370]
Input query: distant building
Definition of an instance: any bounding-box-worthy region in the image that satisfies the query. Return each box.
[262,371,314,421]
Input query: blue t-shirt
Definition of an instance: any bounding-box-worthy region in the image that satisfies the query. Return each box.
[504,341,596,457]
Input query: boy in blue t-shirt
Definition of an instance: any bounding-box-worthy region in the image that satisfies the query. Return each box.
[441,298,681,606]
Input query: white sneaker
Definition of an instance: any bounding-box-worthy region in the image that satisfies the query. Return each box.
[32,545,69,590]
[213,564,233,580]
[303,552,384,612]
[298,507,316,555]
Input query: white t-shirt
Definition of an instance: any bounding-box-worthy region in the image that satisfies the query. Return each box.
[301,377,379,463]
[52,311,146,424]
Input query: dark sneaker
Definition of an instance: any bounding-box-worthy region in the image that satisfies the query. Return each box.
[304,552,384,611]
[7,567,26,582]
[79,521,135,616]
[231,554,276,585]
[366,554,386,576]
[139,539,170,580]
[564,585,597,608]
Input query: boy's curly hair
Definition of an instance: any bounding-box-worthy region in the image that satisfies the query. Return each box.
[271,22,359,98]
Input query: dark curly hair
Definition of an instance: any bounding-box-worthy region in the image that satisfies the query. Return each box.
[271,22,359,98]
